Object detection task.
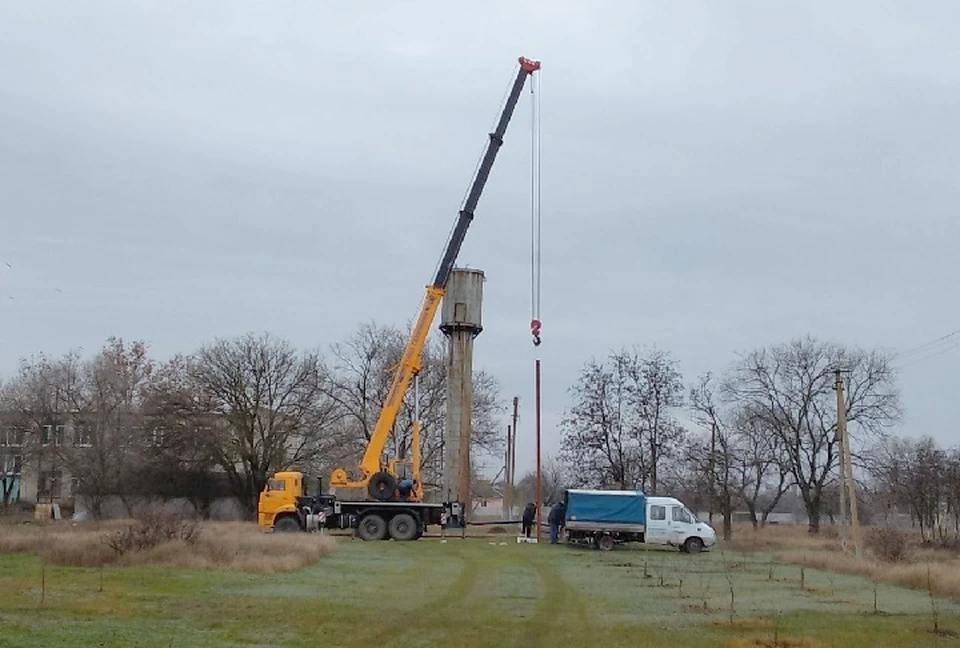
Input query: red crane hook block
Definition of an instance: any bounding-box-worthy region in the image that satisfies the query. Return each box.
[530,319,542,346]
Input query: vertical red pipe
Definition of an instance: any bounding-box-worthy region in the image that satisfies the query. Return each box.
[535,359,542,543]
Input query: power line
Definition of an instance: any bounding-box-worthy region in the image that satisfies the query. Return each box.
[895,328,960,359]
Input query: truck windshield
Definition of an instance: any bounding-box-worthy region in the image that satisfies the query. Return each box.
[671,507,692,524]
[267,479,286,491]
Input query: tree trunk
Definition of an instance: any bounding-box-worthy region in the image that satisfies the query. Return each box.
[650,442,658,496]
[807,508,821,534]
[721,488,733,541]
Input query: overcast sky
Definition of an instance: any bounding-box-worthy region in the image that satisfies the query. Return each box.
[2,2,958,474]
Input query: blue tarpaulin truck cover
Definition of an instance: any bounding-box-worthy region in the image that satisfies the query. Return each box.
[565,489,646,526]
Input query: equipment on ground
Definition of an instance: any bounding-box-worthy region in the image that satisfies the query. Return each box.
[257,56,540,538]
[257,471,461,539]
[563,489,717,552]
[328,56,540,504]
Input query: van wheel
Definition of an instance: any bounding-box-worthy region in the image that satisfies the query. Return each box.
[597,535,615,551]
[358,514,387,541]
[683,537,704,554]
[274,516,300,532]
[388,513,418,541]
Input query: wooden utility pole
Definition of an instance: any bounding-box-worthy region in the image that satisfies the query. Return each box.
[708,422,717,526]
[834,370,848,550]
[535,361,542,543]
[511,396,519,503]
[503,425,512,517]
[835,369,862,557]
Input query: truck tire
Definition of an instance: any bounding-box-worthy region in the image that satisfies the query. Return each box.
[388,513,418,541]
[367,472,397,501]
[274,516,300,533]
[357,513,388,541]
[597,535,615,552]
[683,537,704,554]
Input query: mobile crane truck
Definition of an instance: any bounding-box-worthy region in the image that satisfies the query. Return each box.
[258,56,541,540]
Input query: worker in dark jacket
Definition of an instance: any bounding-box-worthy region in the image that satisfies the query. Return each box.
[548,501,566,544]
[521,502,536,538]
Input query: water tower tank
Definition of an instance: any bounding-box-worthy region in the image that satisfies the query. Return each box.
[440,268,484,335]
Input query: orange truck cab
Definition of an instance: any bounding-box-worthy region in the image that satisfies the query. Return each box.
[258,471,308,531]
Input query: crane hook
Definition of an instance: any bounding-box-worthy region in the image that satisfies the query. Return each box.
[530,319,542,346]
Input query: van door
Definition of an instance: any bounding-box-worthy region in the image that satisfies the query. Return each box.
[670,505,694,545]
[645,503,670,545]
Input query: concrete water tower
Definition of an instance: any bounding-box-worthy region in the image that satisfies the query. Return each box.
[440,268,484,515]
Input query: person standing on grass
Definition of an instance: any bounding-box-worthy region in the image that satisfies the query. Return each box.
[548,500,566,544]
[522,502,536,538]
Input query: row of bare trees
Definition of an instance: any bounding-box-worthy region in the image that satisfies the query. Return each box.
[558,337,902,536]
[869,437,960,542]
[0,325,502,515]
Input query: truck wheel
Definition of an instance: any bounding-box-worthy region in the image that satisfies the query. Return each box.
[597,535,615,552]
[683,537,704,554]
[274,516,300,533]
[367,472,397,501]
[358,514,388,541]
[388,513,418,541]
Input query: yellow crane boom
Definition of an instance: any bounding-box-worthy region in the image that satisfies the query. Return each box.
[330,56,541,501]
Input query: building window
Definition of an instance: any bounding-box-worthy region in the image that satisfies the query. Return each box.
[74,425,92,448]
[70,477,81,496]
[7,427,25,447]
[41,425,53,446]
[151,427,167,447]
[54,425,65,446]
[1,455,22,476]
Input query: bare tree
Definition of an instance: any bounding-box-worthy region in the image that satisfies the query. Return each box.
[561,349,685,493]
[2,340,154,517]
[629,349,685,495]
[515,457,571,507]
[1,353,74,506]
[190,333,336,514]
[559,357,640,489]
[322,322,502,494]
[63,339,154,517]
[732,408,792,527]
[869,436,947,541]
[689,373,736,540]
[724,337,899,533]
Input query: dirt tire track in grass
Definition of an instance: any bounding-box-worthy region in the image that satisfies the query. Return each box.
[526,553,591,647]
[353,546,479,647]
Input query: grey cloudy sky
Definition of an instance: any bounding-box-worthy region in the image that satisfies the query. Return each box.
[2,2,958,473]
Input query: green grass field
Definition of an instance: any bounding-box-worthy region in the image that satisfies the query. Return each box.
[2,536,959,647]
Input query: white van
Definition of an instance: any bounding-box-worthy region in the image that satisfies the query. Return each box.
[564,489,717,552]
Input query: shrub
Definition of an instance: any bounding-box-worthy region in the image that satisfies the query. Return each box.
[866,527,909,562]
[0,520,334,572]
[105,512,199,556]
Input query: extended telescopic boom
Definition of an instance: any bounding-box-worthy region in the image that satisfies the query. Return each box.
[330,57,541,500]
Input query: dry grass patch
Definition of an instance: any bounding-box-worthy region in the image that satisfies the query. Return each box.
[728,638,823,648]
[723,524,838,553]
[777,550,960,599]
[0,520,334,573]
